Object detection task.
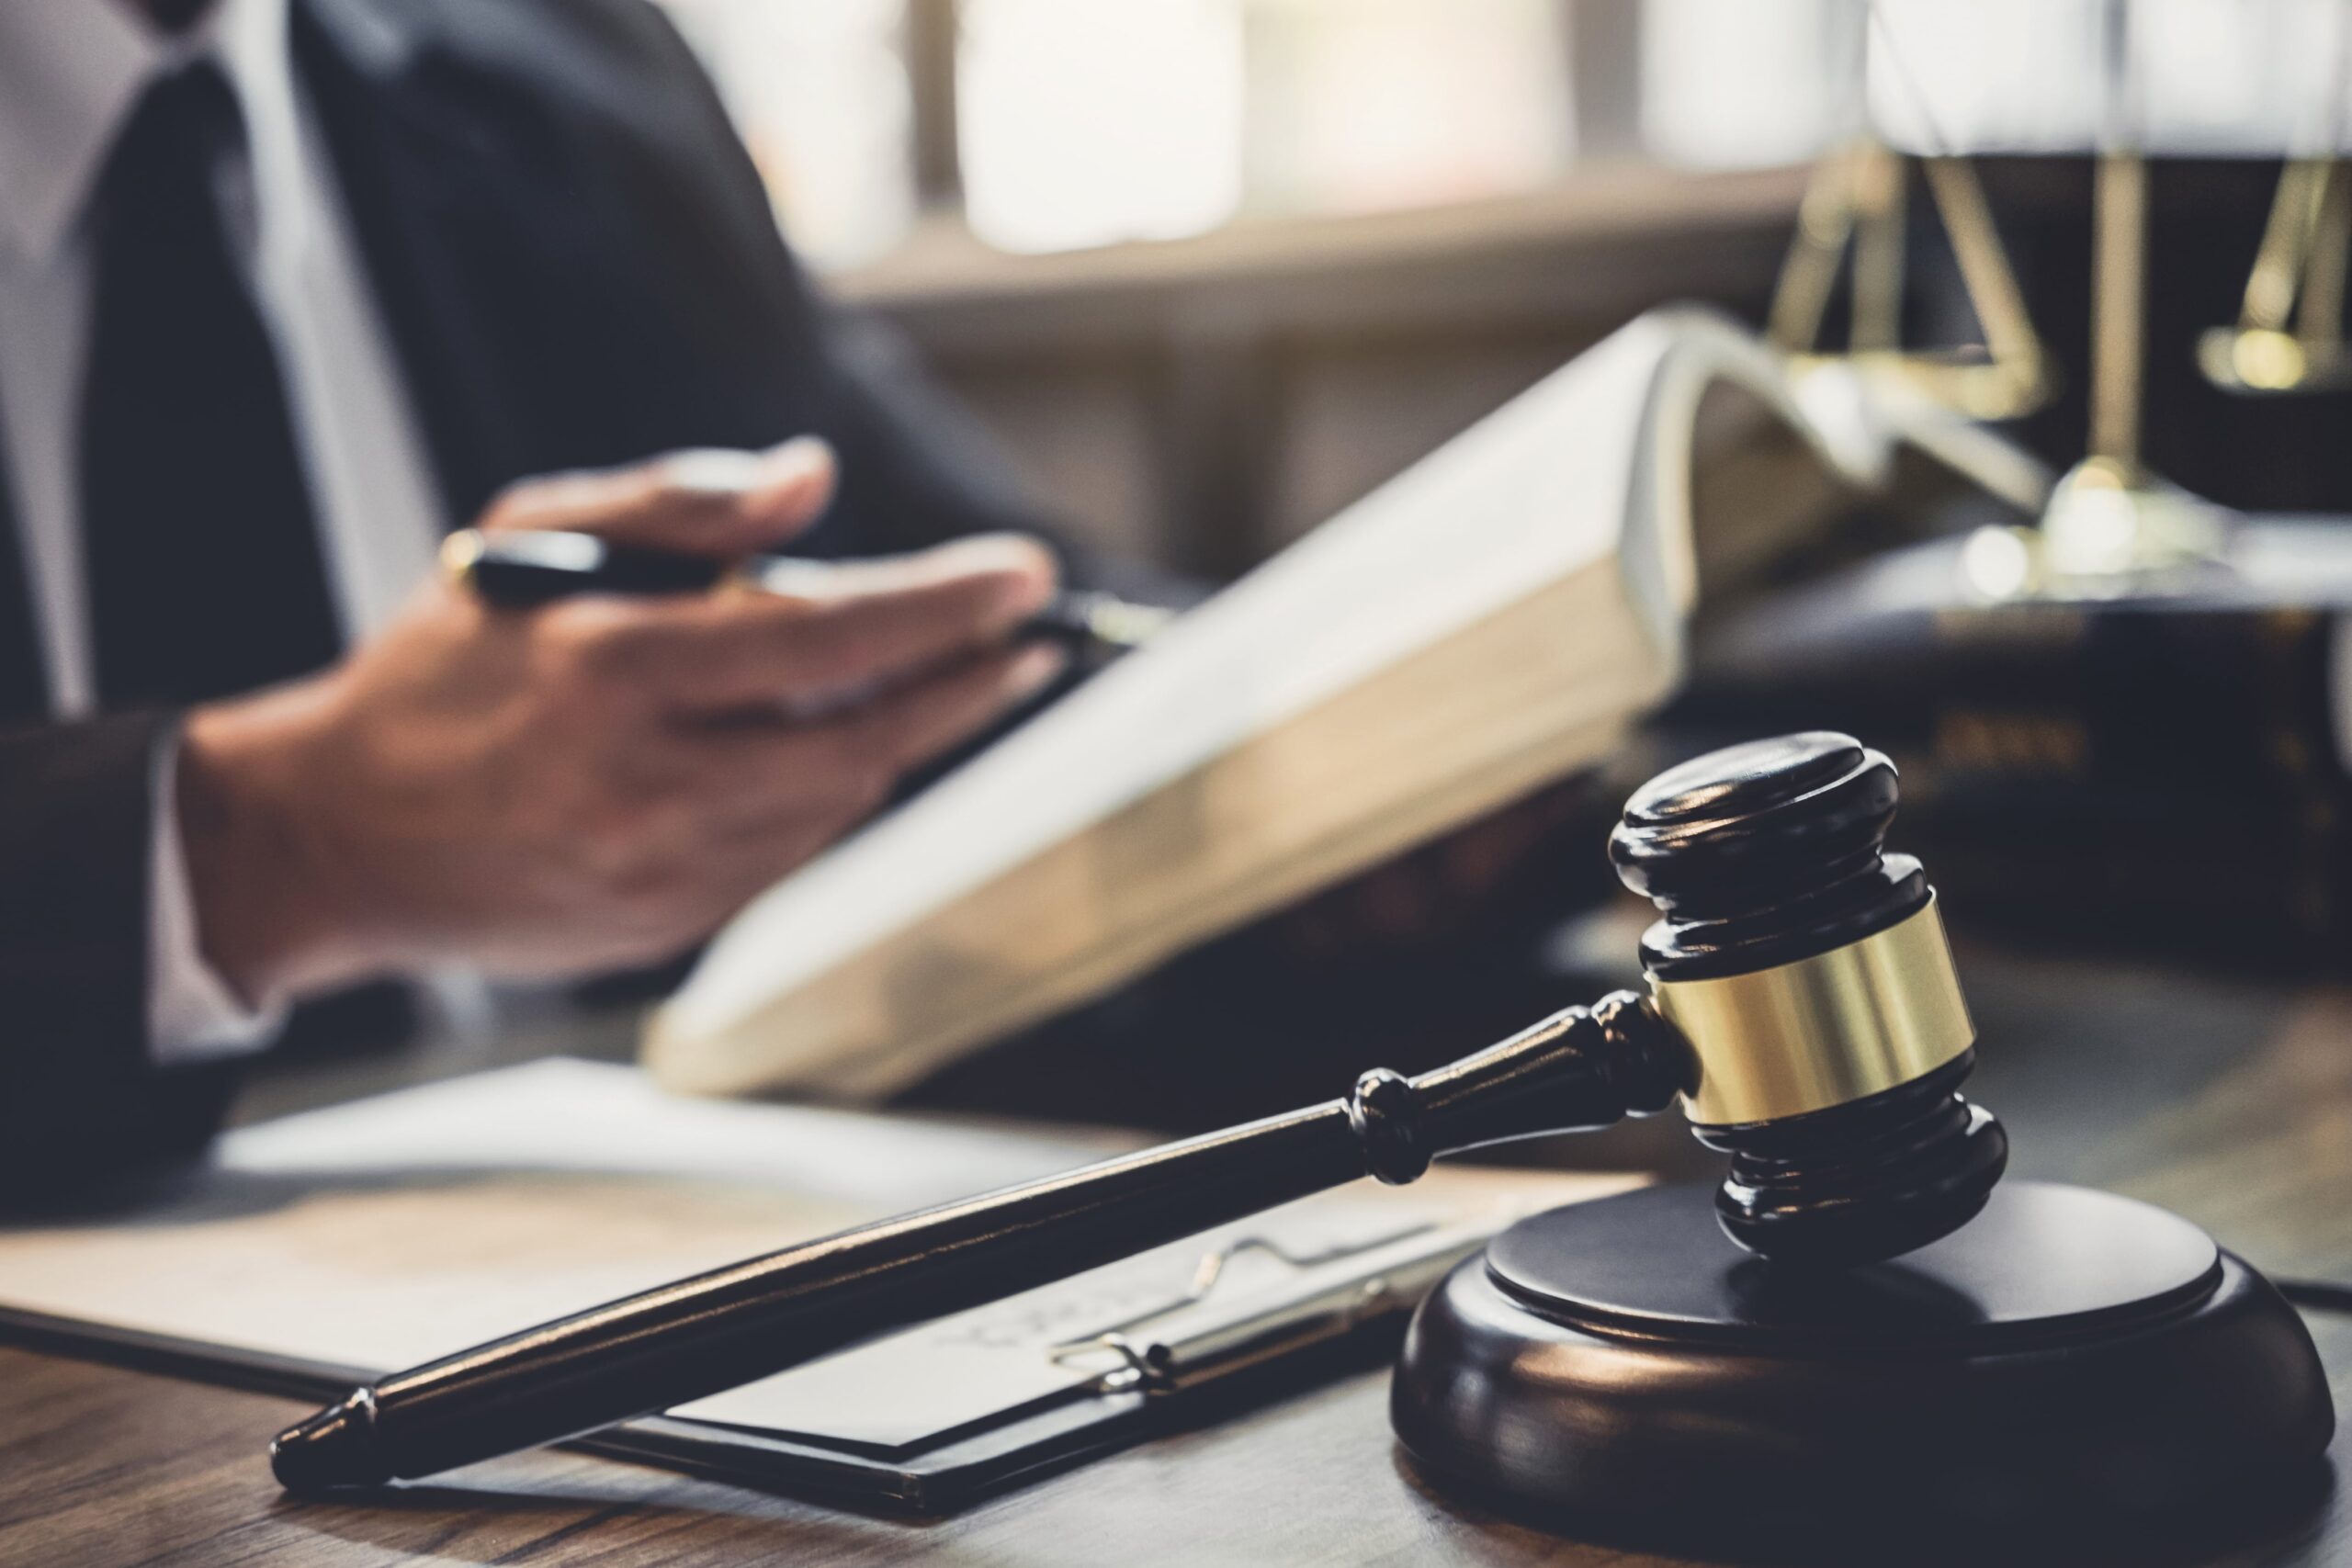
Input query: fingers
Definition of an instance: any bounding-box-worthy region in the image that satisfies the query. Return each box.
[544,533,1059,711]
[722,534,1060,705]
[813,639,1069,776]
[664,643,1066,833]
[481,436,838,558]
[486,626,1064,972]
[581,642,1063,939]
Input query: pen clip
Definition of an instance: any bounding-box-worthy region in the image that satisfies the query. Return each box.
[1046,1223,1449,1395]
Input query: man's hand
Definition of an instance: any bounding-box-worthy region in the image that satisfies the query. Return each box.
[176,437,1063,1007]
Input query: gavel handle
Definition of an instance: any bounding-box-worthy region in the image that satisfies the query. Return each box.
[271,991,1685,1490]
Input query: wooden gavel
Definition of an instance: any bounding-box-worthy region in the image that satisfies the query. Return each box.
[273,732,2007,1490]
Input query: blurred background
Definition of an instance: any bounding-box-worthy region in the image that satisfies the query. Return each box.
[214,0,2352,1135]
[650,0,2352,581]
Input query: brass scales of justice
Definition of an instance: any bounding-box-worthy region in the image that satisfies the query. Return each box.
[1770,0,2352,601]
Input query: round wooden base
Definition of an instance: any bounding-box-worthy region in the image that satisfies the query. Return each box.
[1392,1182,2334,1538]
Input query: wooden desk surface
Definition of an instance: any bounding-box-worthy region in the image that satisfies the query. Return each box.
[6,942,2351,1568]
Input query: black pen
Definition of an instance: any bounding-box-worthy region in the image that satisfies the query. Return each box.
[440,527,1174,655]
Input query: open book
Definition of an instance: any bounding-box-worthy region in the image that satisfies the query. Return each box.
[645,307,2044,1100]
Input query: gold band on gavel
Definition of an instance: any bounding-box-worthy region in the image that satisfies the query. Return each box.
[1648,896,1973,1126]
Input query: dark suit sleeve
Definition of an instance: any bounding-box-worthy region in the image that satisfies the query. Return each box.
[812,310,1204,608]
[0,715,236,1194]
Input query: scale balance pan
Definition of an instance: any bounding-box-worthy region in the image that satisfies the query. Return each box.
[1392,1180,2332,1535]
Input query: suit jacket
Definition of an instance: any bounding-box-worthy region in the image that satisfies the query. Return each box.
[0,0,1136,1188]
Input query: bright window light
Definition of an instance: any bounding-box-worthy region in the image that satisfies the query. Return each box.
[958,0,1248,254]
[1243,0,1573,217]
[1642,0,1844,168]
[1869,0,2349,156]
[654,0,917,270]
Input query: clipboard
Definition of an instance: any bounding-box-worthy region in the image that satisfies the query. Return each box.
[0,1061,1636,1512]
[0,1212,1481,1510]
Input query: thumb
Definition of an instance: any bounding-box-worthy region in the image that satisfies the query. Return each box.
[479,436,839,558]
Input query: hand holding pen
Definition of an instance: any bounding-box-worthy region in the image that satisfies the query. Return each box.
[442,524,1172,660]
[180,437,1148,1007]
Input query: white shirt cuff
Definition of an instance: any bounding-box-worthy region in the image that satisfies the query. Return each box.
[149,732,286,1065]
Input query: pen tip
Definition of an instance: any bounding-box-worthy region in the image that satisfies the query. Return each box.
[270,1390,390,1493]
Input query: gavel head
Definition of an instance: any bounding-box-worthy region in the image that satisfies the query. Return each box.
[1610,731,2007,1264]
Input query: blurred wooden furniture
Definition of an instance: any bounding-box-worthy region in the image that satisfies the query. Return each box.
[5,936,2349,1566]
[839,165,1803,579]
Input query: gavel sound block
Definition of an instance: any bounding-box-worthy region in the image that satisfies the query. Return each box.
[1390,733,2333,1531]
[273,734,2331,1538]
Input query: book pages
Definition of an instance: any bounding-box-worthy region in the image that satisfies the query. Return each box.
[645,308,2026,1100]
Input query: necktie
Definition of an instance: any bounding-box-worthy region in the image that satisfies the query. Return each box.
[0,439,47,723]
[78,60,339,709]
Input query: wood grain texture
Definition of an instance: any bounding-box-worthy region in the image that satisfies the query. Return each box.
[0,1350,1631,1568]
[5,942,2351,1567]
